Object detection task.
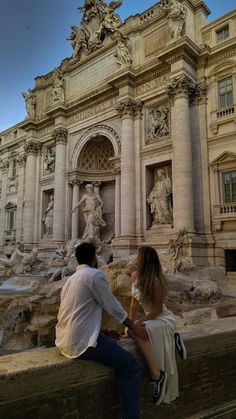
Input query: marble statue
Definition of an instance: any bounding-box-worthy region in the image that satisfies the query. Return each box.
[15,248,40,275]
[78,0,100,20]
[168,229,194,273]
[114,38,132,67]
[42,195,54,236]
[147,169,173,226]
[72,184,106,242]
[160,0,186,38]
[44,148,55,173]
[22,89,36,119]
[67,23,89,57]
[95,1,123,42]
[147,107,170,141]
[52,68,65,103]
[0,241,24,269]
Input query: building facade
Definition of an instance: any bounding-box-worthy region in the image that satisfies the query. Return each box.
[0,0,235,274]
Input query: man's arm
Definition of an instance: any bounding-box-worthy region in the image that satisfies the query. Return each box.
[91,271,148,340]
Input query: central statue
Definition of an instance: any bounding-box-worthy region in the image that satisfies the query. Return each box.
[72,184,106,243]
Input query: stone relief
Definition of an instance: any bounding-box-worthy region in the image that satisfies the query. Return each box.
[147,168,173,226]
[44,146,55,173]
[72,184,106,244]
[168,228,195,273]
[159,0,186,39]
[146,107,170,142]
[22,89,36,119]
[114,37,132,68]
[67,0,124,59]
[0,241,24,269]
[52,68,65,103]
[42,195,54,237]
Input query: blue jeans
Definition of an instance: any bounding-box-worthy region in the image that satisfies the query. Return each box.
[79,333,141,419]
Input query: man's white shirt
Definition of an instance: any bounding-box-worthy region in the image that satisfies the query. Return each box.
[55,264,127,358]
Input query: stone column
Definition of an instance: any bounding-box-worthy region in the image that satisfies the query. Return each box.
[71,180,80,240]
[16,154,26,241]
[0,160,9,250]
[116,99,142,238]
[134,105,143,239]
[167,75,195,232]
[113,167,121,238]
[52,127,68,243]
[23,141,42,246]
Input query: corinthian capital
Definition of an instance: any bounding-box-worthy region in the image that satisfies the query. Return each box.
[167,75,196,101]
[116,99,142,119]
[0,159,10,174]
[53,127,68,144]
[24,141,42,156]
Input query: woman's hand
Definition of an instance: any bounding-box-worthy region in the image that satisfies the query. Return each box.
[131,322,148,341]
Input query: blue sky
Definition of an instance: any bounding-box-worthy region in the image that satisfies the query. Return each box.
[0,0,235,132]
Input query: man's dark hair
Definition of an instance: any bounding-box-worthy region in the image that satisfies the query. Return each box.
[75,242,96,266]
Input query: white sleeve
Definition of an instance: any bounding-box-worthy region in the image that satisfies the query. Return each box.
[90,271,127,324]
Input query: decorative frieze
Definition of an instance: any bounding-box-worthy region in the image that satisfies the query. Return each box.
[116,99,142,119]
[17,155,26,168]
[52,128,68,144]
[68,97,117,124]
[0,159,10,174]
[24,141,42,156]
[146,106,170,143]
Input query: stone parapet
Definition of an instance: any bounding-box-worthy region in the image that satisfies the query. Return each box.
[0,318,236,419]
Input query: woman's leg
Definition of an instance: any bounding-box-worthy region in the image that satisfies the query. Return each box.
[130,331,160,380]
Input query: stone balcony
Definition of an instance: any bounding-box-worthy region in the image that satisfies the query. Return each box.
[213,203,236,231]
[210,104,236,135]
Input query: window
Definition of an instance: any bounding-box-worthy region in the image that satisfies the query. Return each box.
[218,77,233,108]
[225,250,236,272]
[13,130,17,139]
[7,212,15,231]
[223,171,236,203]
[12,159,17,178]
[216,25,229,42]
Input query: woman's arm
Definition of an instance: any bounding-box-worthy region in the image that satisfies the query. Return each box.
[136,279,163,322]
[129,271,138,321]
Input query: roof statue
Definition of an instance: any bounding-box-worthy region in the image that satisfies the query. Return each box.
[67,0,124,59]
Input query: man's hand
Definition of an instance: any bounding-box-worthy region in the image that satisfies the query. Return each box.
[130,322,148,341]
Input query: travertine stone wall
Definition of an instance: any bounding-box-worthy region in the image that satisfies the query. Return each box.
[0,318,236,419]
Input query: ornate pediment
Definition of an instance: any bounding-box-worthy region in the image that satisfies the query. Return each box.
[5,201,17,211]
[67,1,125,60]
[210,152,236,171]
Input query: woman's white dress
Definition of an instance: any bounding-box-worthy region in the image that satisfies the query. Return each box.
[132,282,179,404]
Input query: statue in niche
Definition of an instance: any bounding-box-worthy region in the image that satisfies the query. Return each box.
[42,195,54,236]
[67,22,89,57]
[52,68,65,103]
[147,169,173,226]
[114,37,132,67]
[160,0,186,38]
[22,89,36,119]
[72,184,106,243]
[44,147,55,173]
[147,107,170,141]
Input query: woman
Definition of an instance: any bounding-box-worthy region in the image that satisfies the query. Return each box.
[128,246,180,406]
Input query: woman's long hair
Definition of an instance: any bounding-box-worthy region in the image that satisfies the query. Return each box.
[136,246,167,302]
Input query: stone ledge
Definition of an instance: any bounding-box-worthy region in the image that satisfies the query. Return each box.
[0,317,236,419]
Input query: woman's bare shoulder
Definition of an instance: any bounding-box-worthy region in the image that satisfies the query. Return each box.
[131,271,137,283]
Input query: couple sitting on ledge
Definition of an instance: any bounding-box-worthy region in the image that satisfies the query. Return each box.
[55,243,186,419]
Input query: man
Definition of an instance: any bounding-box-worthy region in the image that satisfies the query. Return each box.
[56,242,147,419]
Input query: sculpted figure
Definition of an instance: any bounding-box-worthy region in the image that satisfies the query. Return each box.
[114,38,132,67]
[42,195,54,236]
[78,0,99,20]
[72,184,106,242]
[15,249,40,275]
[52,68,64,103]
[0,241,24,269]
[95,1,123,42]
[147,169,173,225]
[67,23,88,57]
[161,0,186,38]
[148,108,169,140]
[22,89,36,119]
[44,148,55,173]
